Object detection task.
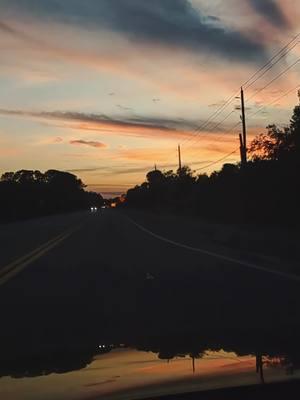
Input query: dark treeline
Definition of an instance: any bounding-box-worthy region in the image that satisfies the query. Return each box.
[123,102,300,228]
[0,169,103,222]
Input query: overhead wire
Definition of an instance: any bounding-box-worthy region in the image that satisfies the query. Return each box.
[179,33,300,147]
[185,110,236,148]
[244,41,299,91]
[194,149,239,172]
[243,33,300,88]
[163,33,300,172]
[179,92,238,147]
[246,56,300,102]
[183,77,300,166]
[187,46,300,151]
[184,42,300,158]
[247,83,300,120]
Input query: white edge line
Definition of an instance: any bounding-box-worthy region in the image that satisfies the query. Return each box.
[125,215,300,283]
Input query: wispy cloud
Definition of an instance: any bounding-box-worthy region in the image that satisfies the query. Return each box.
[69,139,106,148]
[67,167,109,173]
[0,108,198,139]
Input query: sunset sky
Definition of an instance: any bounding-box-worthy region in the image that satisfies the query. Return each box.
[0,0,299,197]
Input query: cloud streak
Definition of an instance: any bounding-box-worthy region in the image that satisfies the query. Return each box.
[0,108,199,139]
[69,140,106,148]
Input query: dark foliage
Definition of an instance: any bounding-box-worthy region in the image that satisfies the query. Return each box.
[123,103,300,228]
[0,169,103,222]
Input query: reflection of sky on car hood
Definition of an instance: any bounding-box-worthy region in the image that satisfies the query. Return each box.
[0,348,293,400]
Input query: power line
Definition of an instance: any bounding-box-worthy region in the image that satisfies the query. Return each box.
[163,34,300,169]
[248,83,300,120]
[246,56,300,102]
[180,93,238,146]
[206,52,300,138]
[183,110,238,160]
[212,83,300,140]
[183,80,300,159]
[207,120,242,143]
[244,41,299,90]
[224,121,241,134]
[209,86,300,169]
[193,95,237,134]
[210,84,300,144]
[156,84,298,174]
[180,33,300,147]
[194,56,300,153]
[194,149,238,172]
[185,109,236,149]
[243,33,300,88]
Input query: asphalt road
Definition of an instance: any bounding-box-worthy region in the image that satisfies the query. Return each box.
[0,209,299,373]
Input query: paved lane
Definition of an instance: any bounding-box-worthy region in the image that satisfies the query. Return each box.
[0,211,90,269]
[0,209,299,369]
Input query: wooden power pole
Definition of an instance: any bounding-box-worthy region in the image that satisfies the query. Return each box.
[240,87,247,166]
[239,133,244,165]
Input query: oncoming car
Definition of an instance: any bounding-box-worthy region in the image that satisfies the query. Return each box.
[90,206,98,213]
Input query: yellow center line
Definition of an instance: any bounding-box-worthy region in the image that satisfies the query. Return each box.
[0,222,84,287]
[0,231,67,279]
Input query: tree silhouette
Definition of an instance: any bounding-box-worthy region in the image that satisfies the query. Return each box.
[0,169,103,222]
[122,99,300,228]
[249,124,293,161]
[249,104,300,162]
[146,169,165,185]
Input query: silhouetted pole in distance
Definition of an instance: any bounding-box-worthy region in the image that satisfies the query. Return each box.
[178,144,182,171]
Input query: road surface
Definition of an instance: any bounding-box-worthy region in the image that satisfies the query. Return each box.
[0,209,299,375]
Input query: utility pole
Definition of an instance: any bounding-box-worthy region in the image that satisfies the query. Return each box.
[239,133,244,165]
[240,87,247,165]
[178,144,182,171]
